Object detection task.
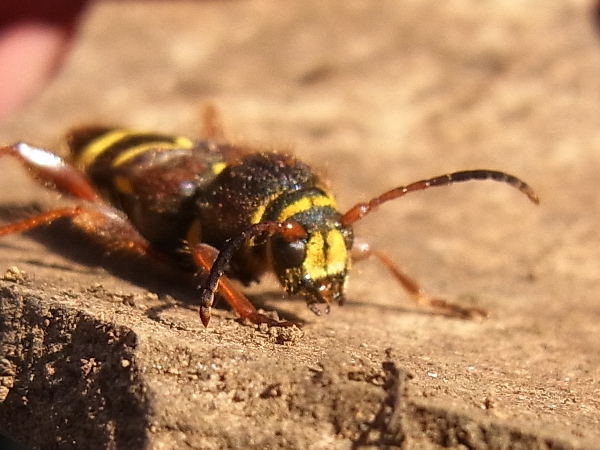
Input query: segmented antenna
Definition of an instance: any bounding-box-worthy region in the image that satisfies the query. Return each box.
[198,221,307,326]
[341,170,539,227]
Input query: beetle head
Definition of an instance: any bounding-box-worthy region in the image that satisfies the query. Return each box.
[270,208,354,315]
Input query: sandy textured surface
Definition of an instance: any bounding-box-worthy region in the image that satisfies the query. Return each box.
[1,1,599,449]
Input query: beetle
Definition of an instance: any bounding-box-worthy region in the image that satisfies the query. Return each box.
[0,107,539,326]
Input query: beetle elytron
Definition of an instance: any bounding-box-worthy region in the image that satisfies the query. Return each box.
[0,107,538,326]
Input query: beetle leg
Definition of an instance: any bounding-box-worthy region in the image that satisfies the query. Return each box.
[0,206,83,237]
[352,240,489,319]
[69,203,158,258]
[0,142,156,256]
[201,103,226,141]
[191,243,298,327]
[0,142,101,202]
[0,203,156,263]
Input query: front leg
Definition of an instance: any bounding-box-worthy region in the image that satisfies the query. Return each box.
[352,240,488,319]
[191,243,298,327]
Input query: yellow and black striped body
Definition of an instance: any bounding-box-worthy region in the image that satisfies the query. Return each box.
[68,127,354,308]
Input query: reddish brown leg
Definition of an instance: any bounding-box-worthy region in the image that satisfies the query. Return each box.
[0,203,155,263]
[0,143,100,202]
[0,142,154,257]
[352,241,488,319]
[0,207,83,237]
[201,103,226,141]
[198,105,248,162]
[191,243,298,327]
[69,204,156,258]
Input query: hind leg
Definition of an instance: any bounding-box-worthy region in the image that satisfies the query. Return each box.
[0,142,100,201]
[0,142,153,255]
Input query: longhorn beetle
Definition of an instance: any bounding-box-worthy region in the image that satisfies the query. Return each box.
[0,107,539,326]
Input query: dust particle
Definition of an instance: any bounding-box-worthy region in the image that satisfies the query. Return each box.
[2,266,28,283]
[265,325,304,345]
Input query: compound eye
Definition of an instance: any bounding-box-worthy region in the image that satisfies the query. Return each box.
[271,236,307,268]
